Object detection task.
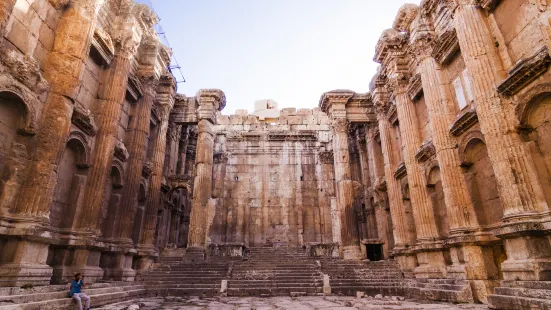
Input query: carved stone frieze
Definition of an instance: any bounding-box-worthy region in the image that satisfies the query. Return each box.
[127,75,143,102]
[393,3,419,32]
[497,47,551,97]
[450,109,479,136]
[71,106,98,136]
[142,160,153,178]
[114,140,129,162]
[2,49,49,94]
[387,104,398,124]
[407,74,423,101]
[268,132,317,141]
[318,151,334,164]
[415,141,436,163]
[91,28,115,65]
[394,162,407,180]
[431,29,460,65]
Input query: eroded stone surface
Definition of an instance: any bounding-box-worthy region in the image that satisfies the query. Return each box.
[96,296,490,310]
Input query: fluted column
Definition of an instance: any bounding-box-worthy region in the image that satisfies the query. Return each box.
[187,89,226,249]
[415,53,479,233]
[138,76,177,251]
[14,0,101,219]
[453,1,551,282]
[454,2,548,218]
[115,73,158,245]
[392,76,440,241]
[0,0,15,38]
[376,111,409,248]
[75,50,136,233]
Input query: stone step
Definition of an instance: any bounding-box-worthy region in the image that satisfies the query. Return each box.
[0,283,116,297]
[0,285,144,305]
[0,288,146,310]
[499,280,551,290]
[227,287,322,297]
[330,286,407,296]
[489,294,551,310]
[148,288,220,298]
[494,286,551,300]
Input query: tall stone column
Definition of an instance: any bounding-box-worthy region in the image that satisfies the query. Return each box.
[454,2,551,282]
[187,89,226,249]
[115,70,159,245]
[0,0,15,38]
[372,86,417,276]
[320,91,362,259]
[135,75,176,270]
[14,0,101,218]
[455,2,547,217]
[391,72,447,278]
[1,0,101,287]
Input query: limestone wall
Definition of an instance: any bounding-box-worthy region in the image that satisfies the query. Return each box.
[209,108,335,247]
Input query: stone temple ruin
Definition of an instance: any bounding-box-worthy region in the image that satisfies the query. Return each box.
[1,0,551,309]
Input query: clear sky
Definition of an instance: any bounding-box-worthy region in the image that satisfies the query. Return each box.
[151,0,412,115]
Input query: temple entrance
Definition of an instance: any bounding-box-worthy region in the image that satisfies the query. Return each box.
[366,243,383,261]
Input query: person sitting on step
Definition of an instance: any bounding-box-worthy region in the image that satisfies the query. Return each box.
[69,273,90,310]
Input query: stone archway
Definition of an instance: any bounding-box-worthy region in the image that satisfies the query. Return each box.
[101,163,125,239]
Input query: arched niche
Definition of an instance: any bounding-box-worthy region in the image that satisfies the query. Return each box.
[401,182,417,246]
[459,132,503,229]
[67,131,91,169]
[0,84,39,136]
[100,162,125,238]
[426,165,449,238]
[516,84,551,207]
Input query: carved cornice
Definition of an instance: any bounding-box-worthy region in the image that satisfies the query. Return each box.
[431,29,460,65]
[142,161,153,178]
[319,151,334,164]
[415,141,436,163]
[450,109,478,136]
[497,47,551,97]
[126,75,143,102]
[319,89,355,115]
[114,140,129,162]
[2,49,48,94]
[480,0,501,11]
[407,74,423,101]
[374,28,408,64]
[394,162,407,179]
[71,106,98,136]
[91,28,115,65]
[393,4,419,32]
[387,104,398,124]
[268,132,317,141]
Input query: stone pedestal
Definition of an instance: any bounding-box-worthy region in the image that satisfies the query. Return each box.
[0,240,52,287]
[100,250,136,282]
[50,248,104,285]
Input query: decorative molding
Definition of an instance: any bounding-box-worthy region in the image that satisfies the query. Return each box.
[91,28,115,65]
[71,106,98,136]
[268,132,317,141]
[67,131,91,169]
[431,29,460,65]
[114,140,129,162]
[2,49,49,94]
[480,0,501,11]
[394,162,407,179]
[497,47,551,97]
[142,161,153,178]
[376,180,387,192]
[387,104,398,124]
[415,141,436,163]
[318,151,334,164]
[450,109,478,136]
[407,74,423,101]
[126,75,143,102]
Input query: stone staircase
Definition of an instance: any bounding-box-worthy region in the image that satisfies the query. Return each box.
[228,247,323,296]
[320,259,407,296]
[137,250,230,297]
[489,280,551,309]
[409,278,474,303]
[0,282,146,310]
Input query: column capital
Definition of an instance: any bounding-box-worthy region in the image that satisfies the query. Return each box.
[319,89,355,119]
[410,13,436,61]
[196,89,226,122]
[331,118,349,133]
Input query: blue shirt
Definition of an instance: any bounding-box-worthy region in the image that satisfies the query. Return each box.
[69,280,83,297]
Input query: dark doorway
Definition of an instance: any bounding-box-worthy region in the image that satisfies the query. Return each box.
[366,244,383,261]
